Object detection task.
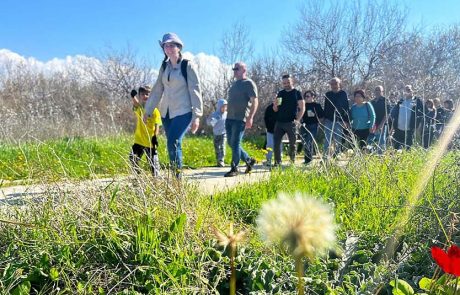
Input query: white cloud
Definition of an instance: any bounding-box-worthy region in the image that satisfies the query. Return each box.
[0,49,232,99]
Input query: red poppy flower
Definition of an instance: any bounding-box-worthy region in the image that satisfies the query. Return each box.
[431,244,460,276]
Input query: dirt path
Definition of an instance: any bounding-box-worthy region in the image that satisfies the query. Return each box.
[0,163,274,203]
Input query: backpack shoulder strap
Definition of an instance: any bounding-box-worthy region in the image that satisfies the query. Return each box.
[181,59,189,85]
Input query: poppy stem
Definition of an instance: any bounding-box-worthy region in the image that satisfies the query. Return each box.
[454,277,459,295]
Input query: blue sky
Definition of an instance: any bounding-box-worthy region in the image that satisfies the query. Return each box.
[1,0,459,63]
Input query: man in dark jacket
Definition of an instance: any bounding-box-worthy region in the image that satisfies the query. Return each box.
[264,102,277,166]
[323,77,350,157]
[389,85,425,149]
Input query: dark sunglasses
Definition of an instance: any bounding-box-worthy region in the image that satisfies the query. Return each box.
[232,67,239,71]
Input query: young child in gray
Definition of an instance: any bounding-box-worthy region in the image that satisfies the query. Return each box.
[206,98,228,167]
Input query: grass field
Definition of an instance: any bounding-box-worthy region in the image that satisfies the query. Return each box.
[0,135,459,294]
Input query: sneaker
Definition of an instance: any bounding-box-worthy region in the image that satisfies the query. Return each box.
[224,168,239,177]
[217,161,225,167]
[244,158,256,174]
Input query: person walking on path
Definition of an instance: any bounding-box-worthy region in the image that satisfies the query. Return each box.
[368,85,389,153]
[389,85,424,149]
[129,86,162,176]
[300,90,324,164]
[206,98,228,167]
[144,32,203,178]
[272,74,305,166]
[350,89,376,149]
[323,77,350,158]
[224,62,258,177]
[263,102,277,167]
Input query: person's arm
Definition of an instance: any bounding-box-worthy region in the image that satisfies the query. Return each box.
[368,103,376,132]
[245,96,258,129]
[186,62,203,134]
[296,97,305,123]
[144,69,165,121]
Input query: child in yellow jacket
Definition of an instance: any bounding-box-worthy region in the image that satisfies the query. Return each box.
[129,86,162,176]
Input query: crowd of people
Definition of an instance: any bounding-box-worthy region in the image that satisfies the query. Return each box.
[130,32,457,179]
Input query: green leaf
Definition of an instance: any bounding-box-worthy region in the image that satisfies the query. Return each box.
[418,277,433,291]
[390,279,414,295]
[49,267,59,281]
[11,280,31,295]
[169,213,187,233]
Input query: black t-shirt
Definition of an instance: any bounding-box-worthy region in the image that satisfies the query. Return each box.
[264,103,277,133]
[371,96,388,126]
[275,89,302,122]
[323,90,349,122]
[302,102,324,125]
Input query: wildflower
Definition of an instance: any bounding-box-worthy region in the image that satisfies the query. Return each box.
[431,244,460,276]
[212,223,246,249]
[347,149,354,156]
[256,192,336,259]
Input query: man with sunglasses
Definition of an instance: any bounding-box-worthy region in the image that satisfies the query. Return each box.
[224,62,259,177]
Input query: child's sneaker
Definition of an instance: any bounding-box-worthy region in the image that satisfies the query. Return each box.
[244,158,256,174]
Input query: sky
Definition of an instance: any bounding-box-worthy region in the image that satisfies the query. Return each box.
[0,0,459,64]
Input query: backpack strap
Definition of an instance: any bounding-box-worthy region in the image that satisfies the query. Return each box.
[160,59,189,86]
[181,59,189,85]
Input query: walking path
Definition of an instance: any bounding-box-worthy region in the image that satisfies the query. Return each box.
[0,163,275,204]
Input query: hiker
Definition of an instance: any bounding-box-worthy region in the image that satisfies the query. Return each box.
[323,77,350,157]
[272,74,305,166]
[224,62,258,177]
[368,85,389,153]
[389,85,424,149]
[129,86,162,176]
[350,89,376,149]
[433,98,447,138]
[206,98,228,167]
[144,33,203,179]
[300,90,324,164]
[263,102,277,167]
[422,99,437,148]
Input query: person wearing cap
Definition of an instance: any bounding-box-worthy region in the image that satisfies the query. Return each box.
[144,33,203,178]
[224,62,258,177]
[206,98,228,167]
[389,85,424,149]
[323,77,350,157]
[129,86,162,176]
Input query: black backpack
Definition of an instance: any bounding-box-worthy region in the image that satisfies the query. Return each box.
[161,59,189,85]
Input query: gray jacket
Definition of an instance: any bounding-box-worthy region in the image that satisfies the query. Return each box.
[145,59,203,120]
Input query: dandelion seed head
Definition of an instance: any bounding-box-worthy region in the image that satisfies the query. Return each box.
[256,192,336,259]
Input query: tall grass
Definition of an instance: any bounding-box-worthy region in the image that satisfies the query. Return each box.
[0,134,265,182]
[0,137,459,293]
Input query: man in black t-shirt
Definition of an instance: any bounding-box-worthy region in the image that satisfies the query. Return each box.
[273,74,305,165]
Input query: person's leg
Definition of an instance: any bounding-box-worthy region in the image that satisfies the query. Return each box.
[226,119,240,170]
[129,144,145,174]
[406,130,414,149]
[323,119,333,156]
[332,122,344,155]
[215,134,225,165]
[145,146,160,177]
[273,122,284,165]
[393,128,403,149]
[377,125,387,154]
[266,132,274,164]
[164,112,192,170]
[213,135,220,165]
[285,122,297,162]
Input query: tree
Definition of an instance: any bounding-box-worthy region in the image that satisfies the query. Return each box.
[284,0,408,85]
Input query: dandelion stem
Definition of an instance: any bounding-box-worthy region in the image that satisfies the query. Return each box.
[296,256,304,295]
[230,245,236,295]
